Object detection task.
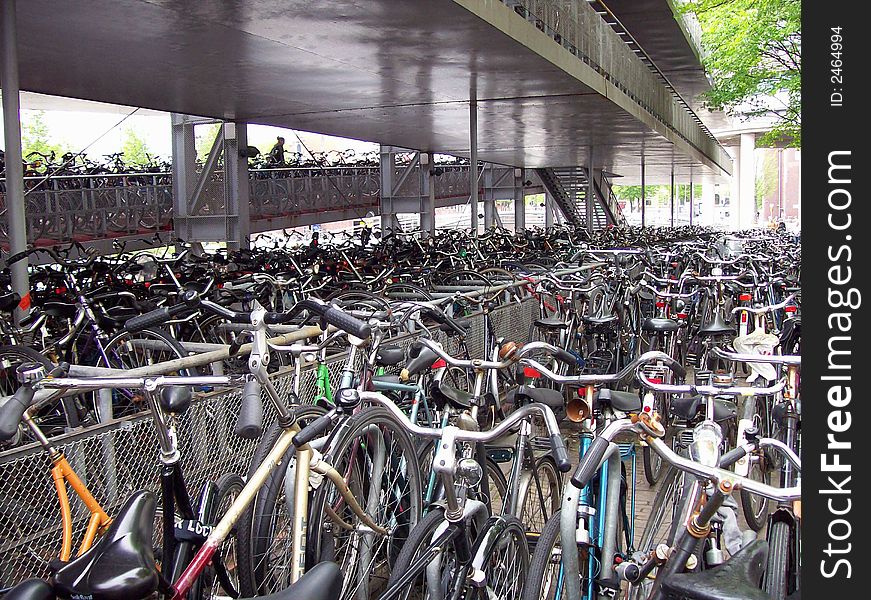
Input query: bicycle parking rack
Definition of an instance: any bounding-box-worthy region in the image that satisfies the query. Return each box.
[0,277,554,585]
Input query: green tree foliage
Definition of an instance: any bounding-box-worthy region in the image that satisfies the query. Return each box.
[121,127,153,166]
[21,111,66,161]
[681,0,800,146]
[195,123,222,160]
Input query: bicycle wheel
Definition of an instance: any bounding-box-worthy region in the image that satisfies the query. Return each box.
[195,473,244,600]
[522,510,587,600]
[636,464,691,553]
[384,506,461,600]
[518,455,560,535]
[236,405,328,596]
[763,519,796,599]
[484,455,509,518]
[307,405,422,600]
[739,396,772,532]
[96,328,191,420]
[474,516,530,599]
[0,345,62,446]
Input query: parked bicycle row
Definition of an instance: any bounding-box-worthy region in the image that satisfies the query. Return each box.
[0,226,800,600]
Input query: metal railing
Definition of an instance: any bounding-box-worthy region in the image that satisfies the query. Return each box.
[0,165,480,245]
[502,0,729,169]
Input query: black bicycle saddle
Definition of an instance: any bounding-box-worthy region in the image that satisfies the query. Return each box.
[53,491,159,600]
[661,540,770,600]
[430,379,473,410]
[699,312,734,336]
[2,579,54,600]
[595,388,642,412]
[239,561,342,600]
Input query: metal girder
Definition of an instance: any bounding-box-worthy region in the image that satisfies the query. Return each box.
[172,118,250,247]
[514,168,526,232]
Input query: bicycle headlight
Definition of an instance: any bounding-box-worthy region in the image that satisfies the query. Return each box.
[690,421,723,467]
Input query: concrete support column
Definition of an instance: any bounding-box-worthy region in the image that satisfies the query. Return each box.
[469,98,479,233]
[690,174,696,227]
[586,147,595,234]
[1,0,30,322]
[420,153,435,237]
[513,168,526,232]
[483,165,496,230]
[640,156,646,228]
[738,132,756,229]
[701,184,716,227]
[728,146,741,230]
[669,169,675,227]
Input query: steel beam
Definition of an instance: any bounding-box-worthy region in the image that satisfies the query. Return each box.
[545,192,554,228]
[171,113,196,224]
[586,147,595,235]
[420,153,435,237]
[1,0,29,322]
[223,122,250,249]
[482,164,496,230]
[379,145,397,233]
[514,168,526,232]
[469,98,479,232]
[641,156,646,228]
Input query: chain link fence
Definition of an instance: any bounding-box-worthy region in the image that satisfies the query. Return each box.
[0,297,536,584]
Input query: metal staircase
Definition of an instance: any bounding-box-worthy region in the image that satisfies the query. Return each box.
[535,167,622,231]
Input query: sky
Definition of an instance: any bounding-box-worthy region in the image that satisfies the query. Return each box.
[0,92,377,162]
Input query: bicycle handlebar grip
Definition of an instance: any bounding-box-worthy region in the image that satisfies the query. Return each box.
[570,436,610,489]
[0,386,36,442]
[234,379,264,440]
[125,303,189,332]
[292,414,333,448]
[323,306,371,340]
[550,434,572,472]
[553,348,579,367]
[718,446,748,469]
[669,359,687,380]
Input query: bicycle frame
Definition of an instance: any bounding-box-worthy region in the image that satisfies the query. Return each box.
[15,406,111,561]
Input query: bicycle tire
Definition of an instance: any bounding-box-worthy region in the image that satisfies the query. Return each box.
[306,405,422,600]
[473,515,530,599]
[522,510,587,600]
[194,472,245,600]
[384,506,459,600]
[96,327,191,420]
[740,396,772,532]
[763,519,794,599]
[518,455,561,535]
[0,345,60,446]
[235,405,328,596]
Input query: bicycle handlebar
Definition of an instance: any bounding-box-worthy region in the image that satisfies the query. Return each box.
[359,391,571,472]
[636,370,786,397]
[125,294,371,340]
[520,351,686,385]
[570,418,800,502]
[730,293,797,316]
